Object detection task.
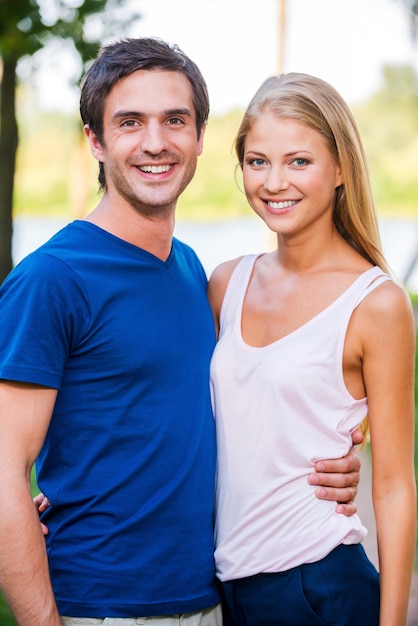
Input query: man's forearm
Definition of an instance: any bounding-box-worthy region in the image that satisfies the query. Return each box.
[0,478,61,625]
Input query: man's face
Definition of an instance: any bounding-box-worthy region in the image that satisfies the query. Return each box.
[87,69,205,217]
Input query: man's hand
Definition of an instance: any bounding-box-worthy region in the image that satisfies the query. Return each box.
[33,492,50,536]
[308,428,363,516]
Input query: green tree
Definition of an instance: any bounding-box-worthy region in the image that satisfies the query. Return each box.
[0,0,140,283]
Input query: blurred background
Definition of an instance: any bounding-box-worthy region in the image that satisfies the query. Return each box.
[0,0,417,286]
[1,0,418,623]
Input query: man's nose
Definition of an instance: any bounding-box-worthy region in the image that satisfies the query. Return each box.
[141,121,168,155]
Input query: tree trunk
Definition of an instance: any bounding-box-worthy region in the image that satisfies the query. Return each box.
[0,55,18,284]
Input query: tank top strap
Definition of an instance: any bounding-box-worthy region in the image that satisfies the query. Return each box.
[355,269,392,307]
[219,254,260,331]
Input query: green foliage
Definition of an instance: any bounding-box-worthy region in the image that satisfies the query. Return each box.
[353,64,418,217]
[0,596,16,626]
[0,0,140,63]
[14,101,97,217]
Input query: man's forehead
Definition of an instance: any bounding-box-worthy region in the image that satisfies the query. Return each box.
[104,69,195,116]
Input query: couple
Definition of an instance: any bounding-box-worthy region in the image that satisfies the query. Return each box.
[0,37,415,626]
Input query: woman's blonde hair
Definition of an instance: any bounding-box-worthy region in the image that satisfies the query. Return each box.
[235,73,390,442]
[235,72,389,273]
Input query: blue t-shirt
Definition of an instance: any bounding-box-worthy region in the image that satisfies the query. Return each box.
[0,221,219,617]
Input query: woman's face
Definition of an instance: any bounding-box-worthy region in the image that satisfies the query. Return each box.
[241,112,343,238]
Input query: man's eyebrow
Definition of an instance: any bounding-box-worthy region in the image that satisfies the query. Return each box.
[111,107,193,121]
[165,107,193,118]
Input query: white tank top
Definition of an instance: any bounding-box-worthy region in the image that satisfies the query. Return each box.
[210,256,389,581]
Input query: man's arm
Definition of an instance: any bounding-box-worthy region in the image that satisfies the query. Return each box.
[308,428,363,516]
[0,381,61,625]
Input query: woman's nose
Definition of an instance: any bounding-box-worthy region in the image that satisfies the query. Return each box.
[263,167,289,193]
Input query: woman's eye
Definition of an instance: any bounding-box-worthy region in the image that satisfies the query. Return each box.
[293,158,308,167]
[249,158,266,166]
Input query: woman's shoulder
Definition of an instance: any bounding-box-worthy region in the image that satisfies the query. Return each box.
[358,273,415,337]
[207,256,248,333]
[209,256,245,284]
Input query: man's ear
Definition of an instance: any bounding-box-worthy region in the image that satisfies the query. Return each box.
[84,124,105,163]
[197,123,206,157]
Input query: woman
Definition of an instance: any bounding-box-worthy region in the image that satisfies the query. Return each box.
[208,73,416,625]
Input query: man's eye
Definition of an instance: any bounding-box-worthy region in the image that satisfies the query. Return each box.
[121,119,137,127]
[167,117,183,126]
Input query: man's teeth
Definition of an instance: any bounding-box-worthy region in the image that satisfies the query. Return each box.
[268,200,298,209]
[139,164,172,174]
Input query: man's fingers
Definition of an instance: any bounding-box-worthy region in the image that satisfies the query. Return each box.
[314,452,361,475]
[335,501,358,516]
[308,471,360,489]
[350,428,364,447]
[32,493,50,513]
[313,485,358,503]
[38,497,50,512]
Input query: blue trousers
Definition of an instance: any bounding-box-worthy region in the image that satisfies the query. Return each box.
[220,544,380,626]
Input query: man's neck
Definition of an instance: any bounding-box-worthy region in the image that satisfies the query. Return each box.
[84,195,175,261]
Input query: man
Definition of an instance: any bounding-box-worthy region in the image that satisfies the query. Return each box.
[0,38,361,625]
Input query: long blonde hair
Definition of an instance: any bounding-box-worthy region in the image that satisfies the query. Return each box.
[235,73,390,442]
